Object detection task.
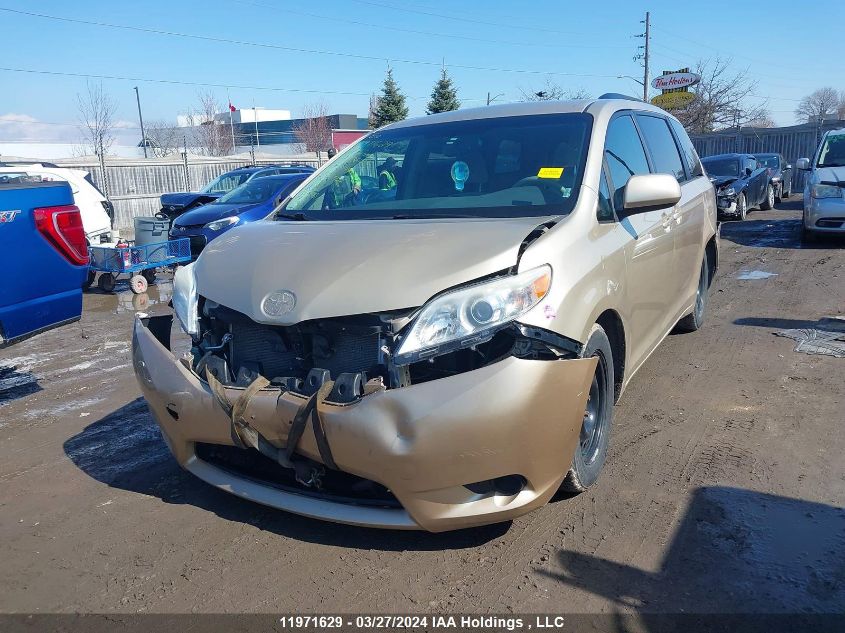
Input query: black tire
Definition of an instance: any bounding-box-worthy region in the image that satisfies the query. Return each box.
[561,324,614,493]
[802,224,817,244]
[775,183,783,203]
[142,268,157,284]
[82,269,95,290]
[675,251,710,333]
[736,192,748,220]
[760,184,774,210]
[782,179,791,198]
[97,272,115,293]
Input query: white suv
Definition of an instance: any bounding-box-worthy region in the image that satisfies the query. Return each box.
[0,164,113,244]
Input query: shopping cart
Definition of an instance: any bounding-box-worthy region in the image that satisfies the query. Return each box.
[87,238,191,294]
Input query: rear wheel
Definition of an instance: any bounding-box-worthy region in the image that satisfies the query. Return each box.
[675,251,710,333]
[82,269,95,290]
[141,268,157,284]
[782,179,791,198]
[97,272,115,293]
[761,184,774,210]
[561,324,614,493]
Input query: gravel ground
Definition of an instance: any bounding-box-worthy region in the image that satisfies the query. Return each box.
[0,195,843,616]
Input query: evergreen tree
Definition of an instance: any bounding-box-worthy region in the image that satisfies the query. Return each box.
[426,68,461,115]
[372,69,409,128]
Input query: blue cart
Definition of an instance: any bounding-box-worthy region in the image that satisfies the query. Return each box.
[87,237,191,294]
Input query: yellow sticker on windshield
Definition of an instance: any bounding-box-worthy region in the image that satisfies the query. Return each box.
[537,167,564,179]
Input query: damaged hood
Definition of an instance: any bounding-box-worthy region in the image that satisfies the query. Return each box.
[193,216,553,324]
[709,175,739,190]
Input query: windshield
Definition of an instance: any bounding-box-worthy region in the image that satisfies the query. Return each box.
[212,177,286,205]
[202,171,253,194]
[757,155,779,169]
[284,113,592,220]
[702,158,740,178]
[817,133,845,168]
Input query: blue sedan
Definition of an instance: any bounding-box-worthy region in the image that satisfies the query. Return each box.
[169,173,309,259]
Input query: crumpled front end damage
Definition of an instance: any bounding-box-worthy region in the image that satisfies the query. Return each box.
[132,310,595,532]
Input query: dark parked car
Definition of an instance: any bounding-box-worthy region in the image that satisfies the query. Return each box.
[169,172,310,259]
[158,164,314,221]
[755,153,792,201]
[701,153,773,220]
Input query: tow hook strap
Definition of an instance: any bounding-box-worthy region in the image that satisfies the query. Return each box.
[284,381,338,470]
[206,369,339,471]
[206,368,268,449]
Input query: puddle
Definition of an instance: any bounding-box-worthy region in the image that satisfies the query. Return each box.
[736,270,778,280]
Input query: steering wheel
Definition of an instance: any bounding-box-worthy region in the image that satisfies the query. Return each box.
[511,175,567,204]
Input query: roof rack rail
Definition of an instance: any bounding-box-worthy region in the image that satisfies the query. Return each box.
[597,93,643,102]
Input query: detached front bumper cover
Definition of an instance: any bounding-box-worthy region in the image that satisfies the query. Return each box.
[132,314,596,532]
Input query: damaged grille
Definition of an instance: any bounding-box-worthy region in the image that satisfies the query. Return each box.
[195,443,401,508]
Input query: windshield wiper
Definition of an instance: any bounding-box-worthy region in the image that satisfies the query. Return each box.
[275,212,311,221]
[391,213,479,219]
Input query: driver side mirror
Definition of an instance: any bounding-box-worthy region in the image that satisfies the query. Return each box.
[796,158,810,171]
[745,167,753,177]
[622,174,681,213]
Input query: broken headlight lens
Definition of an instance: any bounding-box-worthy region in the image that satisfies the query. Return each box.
[720,187,736,197]
[395,265,552,364]
[172,262,199,337]
[205,216,239,231]
[811,184,843,199]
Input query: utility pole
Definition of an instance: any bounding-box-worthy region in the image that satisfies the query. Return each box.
[253,101,260,150]
[642,12,650,102]
[487,92,504,106]
[134,86,148,158]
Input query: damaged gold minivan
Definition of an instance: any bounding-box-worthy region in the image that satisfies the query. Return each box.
[132,95,718,532]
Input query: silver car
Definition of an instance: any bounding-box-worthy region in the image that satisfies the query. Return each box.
[797,129,845,241]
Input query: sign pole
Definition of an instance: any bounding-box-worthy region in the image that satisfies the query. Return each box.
[642,12,650,102]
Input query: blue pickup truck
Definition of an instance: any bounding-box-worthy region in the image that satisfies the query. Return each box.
[0,180,89,347]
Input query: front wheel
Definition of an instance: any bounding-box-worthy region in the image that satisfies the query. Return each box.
[561,324,614,493]
[675,251,710,333]
[761,184,774,210]
[782,180,791,198]
[736,192,748,220]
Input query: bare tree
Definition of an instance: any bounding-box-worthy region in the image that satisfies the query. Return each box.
[145,119,183,157]
[293,102,333,159]
[519,77,590,101]
[745,112,776,128]
[795,87,840,123]
[367,93,380,129]
[185,92,233,157]
[77,81,117,157]
[673,58,768,134]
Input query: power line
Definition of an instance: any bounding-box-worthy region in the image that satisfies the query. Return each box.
[234,0,629,50]
[0,7,621,80]
[346,0,591,37]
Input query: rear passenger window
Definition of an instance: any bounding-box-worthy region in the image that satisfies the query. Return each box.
[669,118,704,177]
[604,115,650,209]
[637,115,685,183]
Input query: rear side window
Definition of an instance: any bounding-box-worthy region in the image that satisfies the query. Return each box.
[604,115,650,209]
[637,115,685,183]
[668,118,703,177]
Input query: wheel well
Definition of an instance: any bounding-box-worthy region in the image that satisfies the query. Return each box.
[705,236,718,287]
[596,310,625,403]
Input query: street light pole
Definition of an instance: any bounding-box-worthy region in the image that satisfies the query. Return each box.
[134,86,147,159]
[487,92,505,106]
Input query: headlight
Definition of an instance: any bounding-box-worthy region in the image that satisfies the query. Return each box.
[720,187,736,197]
[205,216,239,231]
[394,265,552,364]
[172,263,199,336]
[811,184,843,199]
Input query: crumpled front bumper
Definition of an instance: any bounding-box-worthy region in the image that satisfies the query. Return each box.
[131,315,596,532]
